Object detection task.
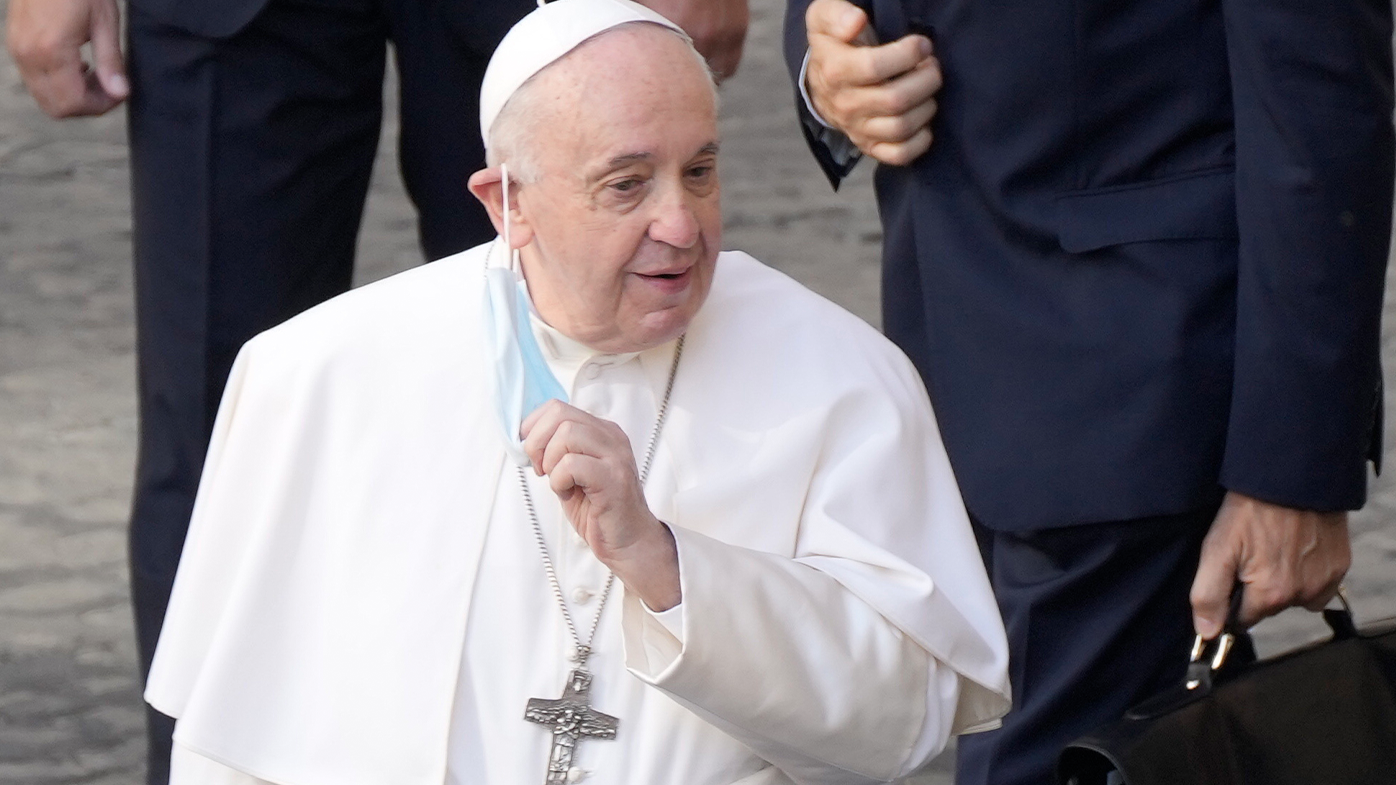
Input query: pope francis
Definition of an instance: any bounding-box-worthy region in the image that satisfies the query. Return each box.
[144,1,1011,783]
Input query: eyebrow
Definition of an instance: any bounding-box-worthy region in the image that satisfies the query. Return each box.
[604,152,652,169]
[599,142,722,171]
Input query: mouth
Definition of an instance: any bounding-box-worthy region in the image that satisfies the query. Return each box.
[634,265,694,287]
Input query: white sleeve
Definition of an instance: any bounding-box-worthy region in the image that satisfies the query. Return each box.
[621,527,965,785]
[618,322,1010,784]
[170,742,274,785]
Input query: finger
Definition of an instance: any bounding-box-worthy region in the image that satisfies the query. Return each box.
[80,65,124,113]
[864,125,933,166]
[540,419,615,476]
[540,419,573,476]
[806,0,869,44]
[548,452,598,500]
[89,0,128,100]
[859,97,938,145]
[836,55,940,122]
[1190,537,1240,640]
[1299,548,1349,611]
[521,400,578,474]
[521,397,592,439]
[37,61,117,117]
[1237,579,1295,628]
[820,34,932,89]
[880,55,942,113]
[520,398,559,437]
[1301,578,1343,612]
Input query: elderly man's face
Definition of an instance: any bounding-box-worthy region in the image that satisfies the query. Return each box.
[513,26,721,354]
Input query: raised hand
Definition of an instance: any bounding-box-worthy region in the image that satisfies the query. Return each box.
[804,0,941,166]
[522,400,681,611]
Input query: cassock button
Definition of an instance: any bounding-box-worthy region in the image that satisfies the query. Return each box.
[571,587,593,604]
[566,766,588,782]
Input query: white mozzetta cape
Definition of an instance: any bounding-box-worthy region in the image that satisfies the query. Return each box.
[146,244,1010,785]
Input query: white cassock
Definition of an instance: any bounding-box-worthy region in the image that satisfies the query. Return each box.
[145,242,1011,785]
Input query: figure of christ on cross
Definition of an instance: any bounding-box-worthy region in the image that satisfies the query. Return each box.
[525,668,620,784]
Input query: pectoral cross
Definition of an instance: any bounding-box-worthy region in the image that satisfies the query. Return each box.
[524,668,619,784]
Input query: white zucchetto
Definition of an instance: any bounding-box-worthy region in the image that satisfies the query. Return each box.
[478,0,689,141]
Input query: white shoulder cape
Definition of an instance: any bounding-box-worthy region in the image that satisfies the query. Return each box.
[146,244,1010,785]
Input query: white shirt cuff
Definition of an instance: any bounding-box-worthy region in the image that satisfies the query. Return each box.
[640,599,685,641]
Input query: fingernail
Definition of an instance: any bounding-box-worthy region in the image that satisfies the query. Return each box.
[919,37,933,58]
[840,6,862,30]
[108,74,129,96]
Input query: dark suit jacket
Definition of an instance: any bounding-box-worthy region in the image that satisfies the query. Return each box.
[128,0,519,50]
[786,0,1394,530]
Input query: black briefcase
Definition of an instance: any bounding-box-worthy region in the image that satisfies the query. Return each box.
[1057,596,1396,785]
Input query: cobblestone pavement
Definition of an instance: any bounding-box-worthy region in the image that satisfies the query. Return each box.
[2,2,1394,784]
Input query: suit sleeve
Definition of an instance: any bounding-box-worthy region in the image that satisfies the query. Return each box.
[1218,0,1395,510]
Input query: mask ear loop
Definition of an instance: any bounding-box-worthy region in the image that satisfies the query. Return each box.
[501,162,523,275]
[501,162,513,266]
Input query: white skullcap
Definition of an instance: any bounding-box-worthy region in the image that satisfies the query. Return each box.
[479,0,689,141]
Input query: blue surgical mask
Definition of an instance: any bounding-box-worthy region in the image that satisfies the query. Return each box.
[483,165,568,465]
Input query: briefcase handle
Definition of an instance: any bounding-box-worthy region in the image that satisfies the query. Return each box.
[1187,587,1359,687]
[1127,587,1356,720]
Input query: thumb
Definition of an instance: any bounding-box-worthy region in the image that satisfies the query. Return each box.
[90,0,128,99]
[809,0,868,43]
[1190,541,1238,640]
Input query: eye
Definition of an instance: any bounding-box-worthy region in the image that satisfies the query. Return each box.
[686,164,714,180]
[608,177,645,194]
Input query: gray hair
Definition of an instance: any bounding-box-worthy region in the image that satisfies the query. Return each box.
[484,21,717,184]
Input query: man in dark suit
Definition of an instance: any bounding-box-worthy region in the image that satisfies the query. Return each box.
[6,0,747,782]
[785,0,1393,782]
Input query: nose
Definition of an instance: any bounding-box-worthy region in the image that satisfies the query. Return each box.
[646,185,701,249]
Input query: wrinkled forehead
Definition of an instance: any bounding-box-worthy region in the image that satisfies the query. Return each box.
[537,37,719,172]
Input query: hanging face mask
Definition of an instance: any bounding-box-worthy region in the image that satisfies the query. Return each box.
[483,163,568,465]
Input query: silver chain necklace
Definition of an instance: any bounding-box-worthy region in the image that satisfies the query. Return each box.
[522,334,684,785]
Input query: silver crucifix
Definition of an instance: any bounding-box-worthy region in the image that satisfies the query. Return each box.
[524,668,619,784]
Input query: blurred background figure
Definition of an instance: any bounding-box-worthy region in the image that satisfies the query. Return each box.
[787,0,1394,783]
[5,0,747,782]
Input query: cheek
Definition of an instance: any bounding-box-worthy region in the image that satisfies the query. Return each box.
[556,225,636,288]
[694,197,723,247]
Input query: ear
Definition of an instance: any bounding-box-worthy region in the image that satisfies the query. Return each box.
[468,166,535,250]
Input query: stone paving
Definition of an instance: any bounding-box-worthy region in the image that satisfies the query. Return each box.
[1,1,1393,784]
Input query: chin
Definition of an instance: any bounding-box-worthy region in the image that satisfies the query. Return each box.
[617,306,698,353]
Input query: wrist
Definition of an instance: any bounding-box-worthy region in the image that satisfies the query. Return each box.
[605,518,682,612]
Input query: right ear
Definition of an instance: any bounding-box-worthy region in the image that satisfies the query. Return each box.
[468,166,535,250]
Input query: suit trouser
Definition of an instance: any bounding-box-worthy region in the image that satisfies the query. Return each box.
[125,0,528,780]
[955,501,1222,785]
